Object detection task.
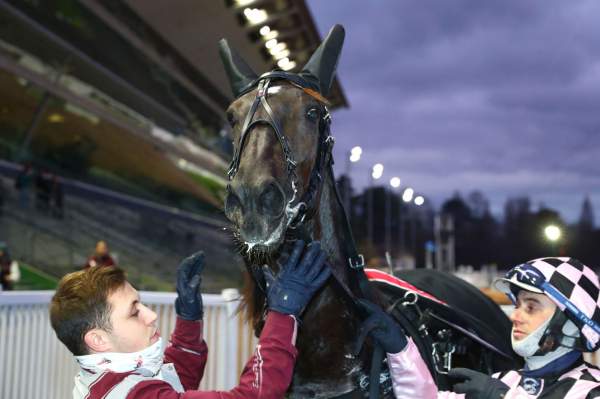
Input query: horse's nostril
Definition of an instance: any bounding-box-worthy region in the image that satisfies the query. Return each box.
[224,190,243,217]
[258,182,285,217]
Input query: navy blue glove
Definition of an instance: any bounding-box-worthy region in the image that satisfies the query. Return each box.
[449,368,509,399]
[175,252,205,321]
[356,299,408,354]
[263,240,331,317]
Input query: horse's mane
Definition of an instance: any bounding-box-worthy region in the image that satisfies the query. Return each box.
[239,269,266,334]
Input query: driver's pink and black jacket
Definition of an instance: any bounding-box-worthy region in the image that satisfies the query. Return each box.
[388,348,600,398]
[74,311,298,398]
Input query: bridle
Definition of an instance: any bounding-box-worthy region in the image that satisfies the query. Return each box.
[227,71,334,229]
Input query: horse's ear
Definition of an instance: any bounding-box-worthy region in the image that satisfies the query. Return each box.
[218,38,258,98]
[300,24,345,97]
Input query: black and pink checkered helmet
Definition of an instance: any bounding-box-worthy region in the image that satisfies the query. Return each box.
[495,257,600,352]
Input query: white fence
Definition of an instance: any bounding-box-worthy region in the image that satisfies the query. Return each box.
[0,290,257,399]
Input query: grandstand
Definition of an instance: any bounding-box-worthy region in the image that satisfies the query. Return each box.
[0,0,346,288]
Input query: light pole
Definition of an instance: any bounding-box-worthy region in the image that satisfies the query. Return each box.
[368,163,384,246]
[345,146,362,215]
[402,188,415,261]
[387,177,401,260]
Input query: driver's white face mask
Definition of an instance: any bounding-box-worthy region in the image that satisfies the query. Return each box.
[511,315,552,357]
[512,316,581,370]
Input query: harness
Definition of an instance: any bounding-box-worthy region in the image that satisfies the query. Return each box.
[228,70,385,397]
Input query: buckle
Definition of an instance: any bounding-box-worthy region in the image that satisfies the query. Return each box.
[348,254,365,270]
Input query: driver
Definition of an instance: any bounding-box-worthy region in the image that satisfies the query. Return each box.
[361,257,600,398]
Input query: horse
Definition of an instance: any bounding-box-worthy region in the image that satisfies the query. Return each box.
[218,25,519,398]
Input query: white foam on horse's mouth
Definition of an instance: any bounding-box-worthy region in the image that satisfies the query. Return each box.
[244,215,287,253]
[244,181,299,254]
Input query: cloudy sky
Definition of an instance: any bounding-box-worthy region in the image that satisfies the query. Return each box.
[306,0,600,223]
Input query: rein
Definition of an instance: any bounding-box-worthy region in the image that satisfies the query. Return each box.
[229,71,386,397]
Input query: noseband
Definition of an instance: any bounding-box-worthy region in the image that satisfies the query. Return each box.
[227,71,334,228]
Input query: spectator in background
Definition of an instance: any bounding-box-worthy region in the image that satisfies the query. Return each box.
[50,174,64,219]
[34,168,51,213]
[0,241,21,291]
[84,240,116,269]
[14,162,33,209]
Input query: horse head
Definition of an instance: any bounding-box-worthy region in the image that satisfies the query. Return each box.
[221,25,343,261]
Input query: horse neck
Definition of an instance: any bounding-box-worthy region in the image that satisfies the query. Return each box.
[311,168,354,289]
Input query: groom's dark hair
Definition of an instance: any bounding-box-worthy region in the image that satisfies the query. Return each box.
[50,266,126,355]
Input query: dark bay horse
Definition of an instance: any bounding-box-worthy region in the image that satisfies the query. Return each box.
[219,25,518,398]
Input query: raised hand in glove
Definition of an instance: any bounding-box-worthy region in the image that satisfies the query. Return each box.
[263,240,331,317]
[449,367,509,399]
[175,251,205,321]
[356,299,408,354]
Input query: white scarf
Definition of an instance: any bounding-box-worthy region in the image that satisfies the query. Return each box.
[74,338,184,395]
[76,338,165,375]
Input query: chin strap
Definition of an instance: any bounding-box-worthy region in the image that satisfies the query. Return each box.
[537,309,583,355]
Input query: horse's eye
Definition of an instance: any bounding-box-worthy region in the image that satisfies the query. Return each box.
[227,111,237,127]
[306,107,320,122]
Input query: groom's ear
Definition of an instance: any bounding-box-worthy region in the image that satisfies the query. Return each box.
[84,328,112,353]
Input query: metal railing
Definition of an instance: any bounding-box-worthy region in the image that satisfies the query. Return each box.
[0,290,256,399]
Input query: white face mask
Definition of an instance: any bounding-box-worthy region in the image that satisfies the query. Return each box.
[511,316,552,358]
[512,317,581,370]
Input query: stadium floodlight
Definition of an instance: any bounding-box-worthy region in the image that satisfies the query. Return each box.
[243,8,268,24]
[402,188,414,202]
[265,39,278,49]
[236,0,255,6]
[390,177,401,188]
[414,196,425,206]
[269,42,287,55]
[544,225,561,242]
[273,49,290,60]
[280,60,296,71]
[372,163,384,180]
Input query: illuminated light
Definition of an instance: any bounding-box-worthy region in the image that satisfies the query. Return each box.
[390,177,401,188]
[48,113,64,123]
[414,196,425,206]
[402,188,414,202]
[265,39,278,49]
[269,42,287,55]
[280,60,296,71]
[350,146,362,162]
[243,8,268,24]
[277,57,290,69]
[273,49,290,60]
[235,0,255,5]
[264,30,278,40]
[372,163,384,179]
[260,26,278,40]
[544,225,561,242]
